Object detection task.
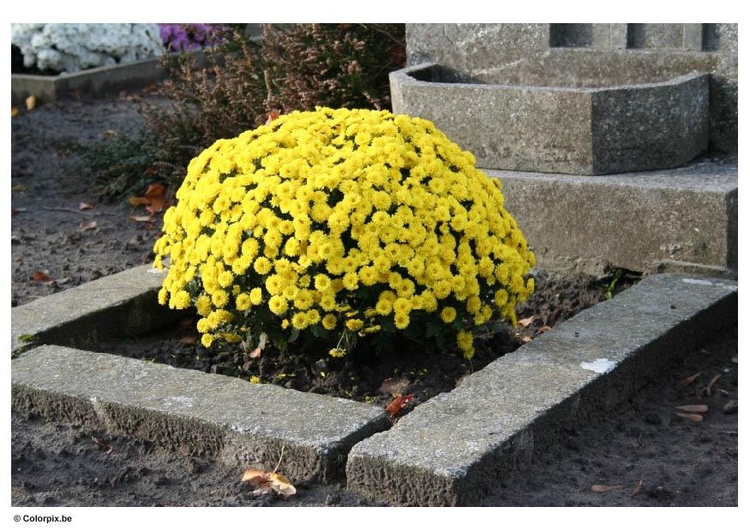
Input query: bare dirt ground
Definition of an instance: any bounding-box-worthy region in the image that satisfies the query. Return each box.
[9,90,739,508]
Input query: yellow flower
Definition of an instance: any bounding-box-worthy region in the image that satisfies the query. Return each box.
[268,295,288,315]
[218,270,234,288]
[211,290,229,308]
[201,334,214,348]
[342,272,359,291]
[322,314,337,330]
[345,319,364,332]
[440,306,457,323]
[375,296,393,316]
[253,256,272,275]
[292,312,310,330]
[236,293,253,311]
[195,295,212,316]
[249,287,263,305]
[153,107,534,359]
[394,312,410,330]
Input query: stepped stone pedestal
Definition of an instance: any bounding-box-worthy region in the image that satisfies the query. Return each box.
[391,62,709,176]
[390,23,738,277]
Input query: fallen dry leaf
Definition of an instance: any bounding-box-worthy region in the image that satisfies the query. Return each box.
[31,271,53,283]
[631,480,644,496]
[78,201,95,211]
[722,399,738,414]
[79,220,98,231]
[102,129,118,138]
[129,215,156,223]
[378,375,411,395]
[179,336,198,345]
[517,316,535,327]
[385,393,415,418]
[26,95,36,111]
[591,484,624,493]
[12,107,19,117]
[680,372,701,386]
[248,333,268,359]
[91,436,113,454]
[521,335,532,343]
[537,325,552,334]
[129,183,168,214]
[703,374,721,396]
[241,469,296,499]
[11,184,26,192]
[674,404,709,413]
[265,110,281,124]
[675,412,703,422]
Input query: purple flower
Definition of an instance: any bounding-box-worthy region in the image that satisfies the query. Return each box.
[158,23,224,51]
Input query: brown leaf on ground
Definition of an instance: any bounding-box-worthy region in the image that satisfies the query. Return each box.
[78,201,95,211]
[722,399,738,414]
[517,316,535,327]
[680,372,701,386]
[378,375,410,395]
[703,374,721,396]
[675,412,703,422]
[12,107,19,117]
[91,436,113,454]
[537,325,552,334]
[247,333,268,359]
[265,110,281,124]
[26,95,36,111]
[129,215,156,223]
[521,335,532,343]
[674,404,709,413]
[631,480,644,496]
[31,271,53,282]
[241,469,296,499]
[385,393,415,418]
[79,220,97,231]
[128,183,168,214]
[591,484,624,493]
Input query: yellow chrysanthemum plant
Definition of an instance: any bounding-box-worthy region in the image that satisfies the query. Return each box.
[153,107,535,361]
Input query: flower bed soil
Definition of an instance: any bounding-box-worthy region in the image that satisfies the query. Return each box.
[92,270,633,410]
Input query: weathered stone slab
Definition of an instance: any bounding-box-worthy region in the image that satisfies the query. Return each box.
[346,274,737,506]
[495,157,737,276]
[12,345,390,483]
[11,264,175,354]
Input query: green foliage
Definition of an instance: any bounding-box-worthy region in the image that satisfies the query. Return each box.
[67,129,172,199]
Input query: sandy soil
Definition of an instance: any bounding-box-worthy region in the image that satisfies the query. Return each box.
[10,90,739,508]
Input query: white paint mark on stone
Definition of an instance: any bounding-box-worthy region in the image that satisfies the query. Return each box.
[580,358,617,374]
[682,278,714,286]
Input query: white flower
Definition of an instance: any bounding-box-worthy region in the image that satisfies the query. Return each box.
[11,23,163,73]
